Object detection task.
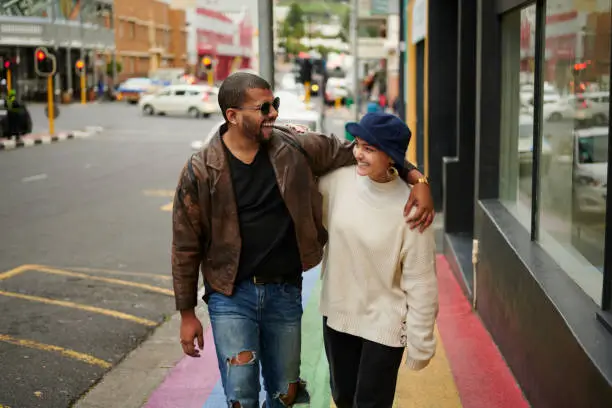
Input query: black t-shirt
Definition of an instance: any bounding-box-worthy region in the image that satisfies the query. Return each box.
[222,138,302,284]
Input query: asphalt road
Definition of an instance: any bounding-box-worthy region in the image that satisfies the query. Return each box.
[0,97,347,408]
[0,102,220,408]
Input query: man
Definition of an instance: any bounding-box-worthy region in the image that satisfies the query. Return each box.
[4,90,22,141]
[172,72,434,408]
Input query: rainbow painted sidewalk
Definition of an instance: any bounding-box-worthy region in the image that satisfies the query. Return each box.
[143,256,529,408]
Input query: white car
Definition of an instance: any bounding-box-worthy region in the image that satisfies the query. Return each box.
[191,93,322,150]
[518,114,553,174]
[139,84,220,118]
[573,126,608,215]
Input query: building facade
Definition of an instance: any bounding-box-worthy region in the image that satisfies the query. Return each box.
[405,0,612,405]
[0,0,115,101]
[114,0,188,81]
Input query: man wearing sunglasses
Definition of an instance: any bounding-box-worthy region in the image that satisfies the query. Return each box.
[171,72,435,408]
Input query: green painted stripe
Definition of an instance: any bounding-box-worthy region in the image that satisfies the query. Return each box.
[300,277,331,407]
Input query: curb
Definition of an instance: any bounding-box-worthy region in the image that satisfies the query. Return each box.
[0,126,104,151]
[73,304,209,408]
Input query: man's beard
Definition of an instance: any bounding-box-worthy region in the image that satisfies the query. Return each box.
[242,119,269,143]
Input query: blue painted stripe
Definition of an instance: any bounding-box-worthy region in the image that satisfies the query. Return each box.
[202,267,321,407]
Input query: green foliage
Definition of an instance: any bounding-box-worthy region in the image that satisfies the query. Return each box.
[106,61,122,77]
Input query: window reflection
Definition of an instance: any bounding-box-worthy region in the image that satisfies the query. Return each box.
[499,5,536,226]
[538,0,609,304]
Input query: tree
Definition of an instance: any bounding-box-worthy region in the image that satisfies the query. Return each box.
[286,2,304,27]
[281,2,306,56]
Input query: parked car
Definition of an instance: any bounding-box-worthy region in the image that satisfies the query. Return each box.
[518,113,552,175]
[139,84,220,119]
[116,77,157,104]
[572,126,608,216]
[191,92,322,151]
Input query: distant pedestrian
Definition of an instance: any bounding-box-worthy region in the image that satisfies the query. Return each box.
[4,90,23,141]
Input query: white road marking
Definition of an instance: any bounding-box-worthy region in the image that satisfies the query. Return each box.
[22,173,48,183]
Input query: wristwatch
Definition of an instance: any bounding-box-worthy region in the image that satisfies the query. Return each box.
[416,176,429,185]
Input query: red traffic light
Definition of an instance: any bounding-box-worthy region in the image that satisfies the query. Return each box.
[36,50,46,61]
[3,61,9,69]
[75,60,84,69]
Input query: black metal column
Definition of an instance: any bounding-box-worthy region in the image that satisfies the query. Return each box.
[398,0,406,121]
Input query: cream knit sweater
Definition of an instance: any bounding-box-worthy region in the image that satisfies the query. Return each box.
[318,166,438,370]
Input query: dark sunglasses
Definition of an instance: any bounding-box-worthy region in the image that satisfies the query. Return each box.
[237,97,280,116]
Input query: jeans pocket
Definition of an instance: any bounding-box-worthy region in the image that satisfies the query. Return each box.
[279,283,302,304]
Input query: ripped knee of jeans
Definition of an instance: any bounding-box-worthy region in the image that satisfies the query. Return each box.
[274,379,308,406]
[227,350,256,366]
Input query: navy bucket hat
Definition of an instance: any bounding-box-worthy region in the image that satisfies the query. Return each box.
[345,112,412,169]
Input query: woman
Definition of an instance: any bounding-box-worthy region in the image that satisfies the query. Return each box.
[318,112,438,408]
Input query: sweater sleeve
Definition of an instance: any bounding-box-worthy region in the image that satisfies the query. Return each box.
[400,222,438,371]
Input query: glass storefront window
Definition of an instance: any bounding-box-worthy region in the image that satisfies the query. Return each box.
[0,0,52,17]
[538,0,610,304]
[499,4,537,227]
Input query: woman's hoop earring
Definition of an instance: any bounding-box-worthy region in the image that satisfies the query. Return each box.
[388,166,399,179]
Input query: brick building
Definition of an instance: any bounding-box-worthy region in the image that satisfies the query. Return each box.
[114,0,188,81]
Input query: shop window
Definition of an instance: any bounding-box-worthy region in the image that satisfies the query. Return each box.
[537,1,610,304]
[498,4,536,228]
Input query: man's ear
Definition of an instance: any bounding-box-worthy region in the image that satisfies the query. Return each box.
[226,109,237,125]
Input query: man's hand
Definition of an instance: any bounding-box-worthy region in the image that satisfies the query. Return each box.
[180,310,204,357]
[404,182,435,232]
[285,123,309,134]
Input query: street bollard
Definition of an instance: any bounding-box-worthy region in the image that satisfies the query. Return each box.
[335,97,342,109]
[80,73,86,104]
[47,76,54,135]
[207,71,214,86]
[6,69,11,92]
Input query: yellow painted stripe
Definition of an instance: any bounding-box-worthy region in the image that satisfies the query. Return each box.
[142,189,175,197]
[0,264,33,281]
[161,202,173,212]
[0,334,112,369]
[423,0,430,178]
[67,267,172,281]
[0,290,157,327]
[329,327,461,408]
[394,326,462,407]
[406,0,417,166]
[28,265,174,296]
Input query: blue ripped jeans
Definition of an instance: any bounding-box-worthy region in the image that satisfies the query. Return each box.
[208,279,305,408]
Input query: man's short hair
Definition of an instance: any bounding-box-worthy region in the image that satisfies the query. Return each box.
[218,72,271,120]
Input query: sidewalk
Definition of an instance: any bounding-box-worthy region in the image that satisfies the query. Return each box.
[74,254,529,408]
[0,126,103,151]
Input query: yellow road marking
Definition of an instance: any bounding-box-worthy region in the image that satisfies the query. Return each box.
[0,290,157,327]
[0,334,112,369]
[28,265,174,296]
[0,264,34,281]
[66,267,172,280]
[142,189,175,197]
[161,202,173,211]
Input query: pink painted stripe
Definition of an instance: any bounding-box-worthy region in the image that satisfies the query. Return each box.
[144,328,220,408]
[435,255,530,408]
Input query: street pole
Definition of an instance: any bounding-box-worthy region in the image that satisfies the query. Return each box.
[350,0,360,120]
[398,0,406,121]
[258,0,274,89]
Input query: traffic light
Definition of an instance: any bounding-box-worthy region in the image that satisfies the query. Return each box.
[34,47,56,76]
[202,56,212,71]
[75,59,85,75]
[3,60,10,70]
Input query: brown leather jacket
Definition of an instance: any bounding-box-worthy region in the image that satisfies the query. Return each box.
[171,125,366,310]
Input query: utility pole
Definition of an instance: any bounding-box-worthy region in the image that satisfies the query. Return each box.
[350,0,360,120]
[258,0,275,89]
